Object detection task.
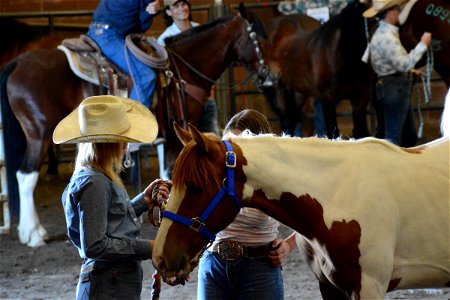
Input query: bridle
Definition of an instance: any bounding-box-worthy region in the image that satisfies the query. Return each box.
[161,140,240,241]
[160,15,274,126]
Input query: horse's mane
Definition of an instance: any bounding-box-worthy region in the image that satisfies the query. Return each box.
[312,1,369,50]
[235,133,408,154]
[165,15,234,47]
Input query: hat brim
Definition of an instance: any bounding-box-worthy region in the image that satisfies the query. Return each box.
[363,0,409,18]
[53,99,158,144]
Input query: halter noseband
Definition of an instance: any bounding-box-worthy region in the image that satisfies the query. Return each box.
[161,140,240,241]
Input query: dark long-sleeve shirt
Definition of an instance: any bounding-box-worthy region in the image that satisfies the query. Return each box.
[62,167,151,263]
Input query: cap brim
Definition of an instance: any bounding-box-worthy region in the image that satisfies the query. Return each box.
[53,99,158,144]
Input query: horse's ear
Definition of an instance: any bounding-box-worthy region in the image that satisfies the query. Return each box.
[187,123,209,154]
[173,122,192,146]
[238,2,247,19]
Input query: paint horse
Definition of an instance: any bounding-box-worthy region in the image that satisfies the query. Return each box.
[152,123,449,299]
[0,3,266,247]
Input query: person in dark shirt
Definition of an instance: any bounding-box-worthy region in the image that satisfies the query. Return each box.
[87,0,160,108]
[53,95,170,300]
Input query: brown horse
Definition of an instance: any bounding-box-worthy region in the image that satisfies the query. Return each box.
[261,14,321,136]
[0,18,61,68]
[152,123,449,299]
[400,0,450,86]
[258,1,374,139]
[0,3,265,247]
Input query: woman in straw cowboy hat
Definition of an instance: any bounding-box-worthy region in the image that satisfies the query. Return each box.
[53,95,171,300]
[363,0,432,147]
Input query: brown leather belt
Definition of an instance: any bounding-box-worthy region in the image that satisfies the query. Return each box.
[216,241,270,261]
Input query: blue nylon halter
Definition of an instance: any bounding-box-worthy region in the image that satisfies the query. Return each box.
[161,140,241,241]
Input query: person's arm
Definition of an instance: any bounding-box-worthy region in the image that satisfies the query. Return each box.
[268,232,297,267]
[384,30,429,73]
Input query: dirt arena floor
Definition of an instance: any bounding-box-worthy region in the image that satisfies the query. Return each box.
[0,77,448,300]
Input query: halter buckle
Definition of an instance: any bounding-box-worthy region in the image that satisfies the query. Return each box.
[189,217,205,232]
[225,151,236,168]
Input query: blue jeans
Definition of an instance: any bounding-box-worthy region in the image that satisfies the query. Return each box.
[375,75,417,146]
[76,260,143,300]
[87,24,156,108]
[197,251,284,300]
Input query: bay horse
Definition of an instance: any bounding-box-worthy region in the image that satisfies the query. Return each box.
[0,3,265,247]
[261,14,321,136]
[152,123,449,299]
[259,1,374,139]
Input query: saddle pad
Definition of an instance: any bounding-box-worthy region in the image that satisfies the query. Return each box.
[57,45,100,85]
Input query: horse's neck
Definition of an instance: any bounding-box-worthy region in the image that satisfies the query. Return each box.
[240,137,339,180]
[171,19,242,84]
[235,136,397,209]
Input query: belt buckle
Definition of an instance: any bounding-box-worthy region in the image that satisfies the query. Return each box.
[218,241,245,261]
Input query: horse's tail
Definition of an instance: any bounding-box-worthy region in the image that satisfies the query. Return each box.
[0,60,26,218]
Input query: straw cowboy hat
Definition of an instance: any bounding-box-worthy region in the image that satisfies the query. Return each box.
[363,0,409,18]
[53,95,158,144]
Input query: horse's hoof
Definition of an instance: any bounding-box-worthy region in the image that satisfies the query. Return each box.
[18,225,48,247]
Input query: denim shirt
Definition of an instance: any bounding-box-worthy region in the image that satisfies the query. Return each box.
[62,167,151,263]
[92,0,154,37]
[369,21,427,77]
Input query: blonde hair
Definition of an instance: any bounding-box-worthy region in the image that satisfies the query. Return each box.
[75,143,125,188]
[224,109,272,134]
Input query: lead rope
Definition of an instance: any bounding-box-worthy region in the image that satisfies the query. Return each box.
[416,48,434,139]
[149,181,172,300]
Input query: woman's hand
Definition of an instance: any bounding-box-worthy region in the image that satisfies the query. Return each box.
[268,239,292,267]
[268,233,297,267]
[143,179,172,207]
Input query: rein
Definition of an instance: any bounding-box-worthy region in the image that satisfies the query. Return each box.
[161,140,240,241]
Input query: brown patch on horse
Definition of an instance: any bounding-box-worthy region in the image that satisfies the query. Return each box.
[250,190,362,297]
[387,278,402,292]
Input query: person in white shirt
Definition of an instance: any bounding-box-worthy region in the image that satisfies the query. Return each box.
[157,0,199,46]
[363,0,431,146]
[157,0,218,135]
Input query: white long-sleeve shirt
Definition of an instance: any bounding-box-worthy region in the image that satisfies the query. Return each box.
[156,21,199,46]
[369,21,427,77]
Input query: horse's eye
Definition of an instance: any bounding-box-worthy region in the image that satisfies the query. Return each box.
[186,184,203,195]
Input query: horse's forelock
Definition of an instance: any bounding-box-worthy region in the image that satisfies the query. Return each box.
[172,141,222,192]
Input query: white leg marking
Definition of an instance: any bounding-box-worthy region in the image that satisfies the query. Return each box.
[17,171,48,247]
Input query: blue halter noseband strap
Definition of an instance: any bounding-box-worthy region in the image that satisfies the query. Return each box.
[162,140,240,241]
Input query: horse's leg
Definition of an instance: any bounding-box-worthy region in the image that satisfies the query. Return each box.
[17,170,47,247]
[46,145,59,175]
[318,278,350,300]
[321,99,340,138]
[16,138,52,247]
[350,96,370,138]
